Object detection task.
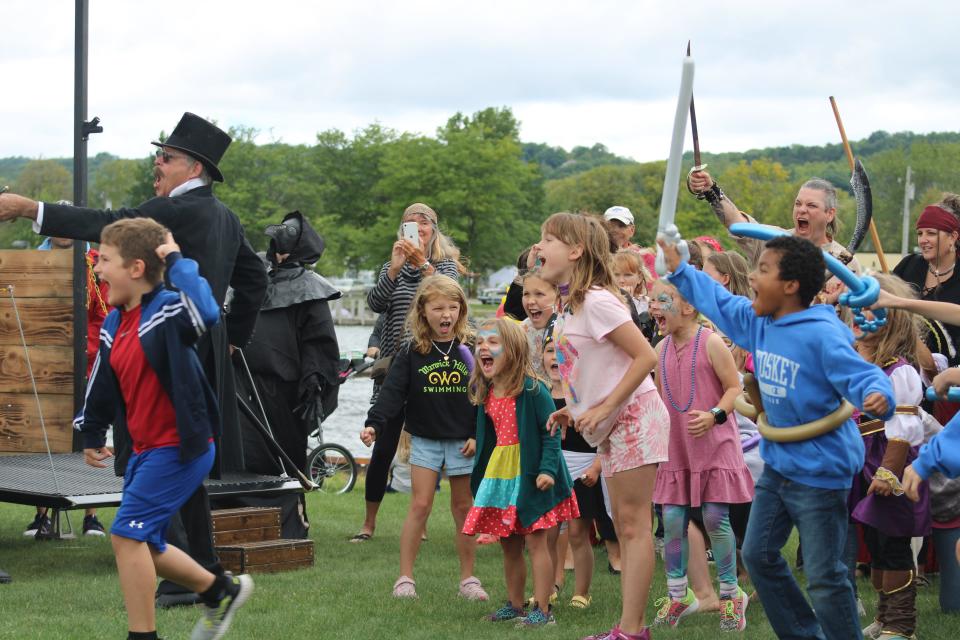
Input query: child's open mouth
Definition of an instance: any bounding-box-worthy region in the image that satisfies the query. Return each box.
[437,320,452,334]
[479,354,495,374]
[651,311,665,330]
[528,308,543,322]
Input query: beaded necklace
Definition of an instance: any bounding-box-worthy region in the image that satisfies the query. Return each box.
[659,325,703,413]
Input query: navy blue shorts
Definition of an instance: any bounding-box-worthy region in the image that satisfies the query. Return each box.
[111,443,215,552]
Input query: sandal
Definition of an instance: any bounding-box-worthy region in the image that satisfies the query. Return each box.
[349,532,372,543]
[392,576,417,598]
[570,594,592,609]
[458,576,489,601]
[527,584,561,608]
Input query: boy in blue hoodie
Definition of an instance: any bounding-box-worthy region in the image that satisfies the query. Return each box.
[659,235,894,640]
[904,393,960,567]
[78,218,252,640]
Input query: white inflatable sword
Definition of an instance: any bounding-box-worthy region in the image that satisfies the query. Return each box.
[655,53,695,276]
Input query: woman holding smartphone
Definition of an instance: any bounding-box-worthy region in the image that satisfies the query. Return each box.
[351,202,465,543]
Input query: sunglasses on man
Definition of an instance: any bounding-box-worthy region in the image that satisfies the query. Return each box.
[154,148,192,164]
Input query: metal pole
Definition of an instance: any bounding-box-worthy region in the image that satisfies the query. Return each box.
[901,165,914,255]
[72,0,89,424]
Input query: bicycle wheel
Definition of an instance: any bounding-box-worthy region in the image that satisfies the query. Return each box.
[306,443,357,494]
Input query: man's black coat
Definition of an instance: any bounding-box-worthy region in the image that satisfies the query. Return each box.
[41,184,268,472]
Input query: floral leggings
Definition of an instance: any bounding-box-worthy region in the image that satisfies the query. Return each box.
[663,503,738,595]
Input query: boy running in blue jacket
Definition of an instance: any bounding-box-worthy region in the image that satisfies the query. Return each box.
[78,218,252,640]
[659,234,893,640]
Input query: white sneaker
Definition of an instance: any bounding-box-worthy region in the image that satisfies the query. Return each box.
[191,574,254,640]
[863,619,883,639]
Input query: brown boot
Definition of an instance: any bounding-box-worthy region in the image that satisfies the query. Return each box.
[863,570,886,639]
[881,570,917,638]
[863,590,886,639]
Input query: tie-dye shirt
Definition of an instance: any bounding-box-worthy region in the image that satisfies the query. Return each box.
[553,288,656,441]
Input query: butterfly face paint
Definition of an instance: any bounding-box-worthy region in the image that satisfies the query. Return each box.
[476,327,505,379]
[655,292,676,315]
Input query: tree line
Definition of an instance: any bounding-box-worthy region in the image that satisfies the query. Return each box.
[2,108,958,277]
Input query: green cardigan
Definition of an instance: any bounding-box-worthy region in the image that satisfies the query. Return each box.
[470,377,575,528]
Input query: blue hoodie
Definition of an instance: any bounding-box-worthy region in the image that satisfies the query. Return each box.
[914,410,960,480]
[667,262,894,490]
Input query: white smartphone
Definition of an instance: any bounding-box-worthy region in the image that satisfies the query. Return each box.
[402,221,420,247]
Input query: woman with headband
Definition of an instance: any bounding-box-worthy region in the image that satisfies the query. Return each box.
[893,194,960,425]
[351,203,464,543]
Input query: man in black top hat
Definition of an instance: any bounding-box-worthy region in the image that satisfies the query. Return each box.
[0,112,268,602]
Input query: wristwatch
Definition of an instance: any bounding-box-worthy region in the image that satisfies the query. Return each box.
[418,261,431,273]
[709,407,728,424]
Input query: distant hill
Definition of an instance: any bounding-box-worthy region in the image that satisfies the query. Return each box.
[0,152,122,188]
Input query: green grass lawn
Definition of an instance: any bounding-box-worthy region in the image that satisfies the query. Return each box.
[1,482,957,639]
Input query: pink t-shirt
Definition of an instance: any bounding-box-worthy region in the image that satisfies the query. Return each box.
[554,288,656,445]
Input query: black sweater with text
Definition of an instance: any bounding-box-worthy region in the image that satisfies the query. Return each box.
[365,339,476,440]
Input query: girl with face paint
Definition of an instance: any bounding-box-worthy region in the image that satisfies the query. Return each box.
[648,280,754,632]
[464,317,579,627]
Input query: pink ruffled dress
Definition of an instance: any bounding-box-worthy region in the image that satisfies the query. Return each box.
[653,327,754,507]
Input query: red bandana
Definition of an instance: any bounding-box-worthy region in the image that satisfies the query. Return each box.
[916,206,960,234]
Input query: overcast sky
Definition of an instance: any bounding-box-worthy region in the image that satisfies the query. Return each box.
[1,1,956,162]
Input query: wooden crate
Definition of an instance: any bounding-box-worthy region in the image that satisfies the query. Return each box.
[217,539,314,574]
[211,507,281,546]
[0,250,75,454]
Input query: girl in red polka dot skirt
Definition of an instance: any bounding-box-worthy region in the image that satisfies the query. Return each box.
[464,317,578,628]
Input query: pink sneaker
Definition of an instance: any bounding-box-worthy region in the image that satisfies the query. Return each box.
[581,626,651,640]
[719,587,749,632]
[652,588,699,628]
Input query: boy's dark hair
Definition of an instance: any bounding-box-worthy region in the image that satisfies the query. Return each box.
[764,235,826,307]
[687,240,704,270]
[516,247,532,275]
[100,218,168,285]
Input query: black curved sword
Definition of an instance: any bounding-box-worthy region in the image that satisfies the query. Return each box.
[847,158,873,255]
[687,41,703,170]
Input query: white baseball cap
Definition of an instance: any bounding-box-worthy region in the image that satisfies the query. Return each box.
[603,206,634,225]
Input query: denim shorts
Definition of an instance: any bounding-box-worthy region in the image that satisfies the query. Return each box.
[409,435,474,476]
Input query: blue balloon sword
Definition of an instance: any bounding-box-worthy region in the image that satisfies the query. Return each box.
[728,222,887,333]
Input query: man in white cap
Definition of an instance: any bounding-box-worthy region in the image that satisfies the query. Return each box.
[603,206,641,252]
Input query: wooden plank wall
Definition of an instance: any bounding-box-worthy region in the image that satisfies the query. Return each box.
[0,250,75,453]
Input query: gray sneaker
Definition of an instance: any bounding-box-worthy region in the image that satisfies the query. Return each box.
[191,574,254,640]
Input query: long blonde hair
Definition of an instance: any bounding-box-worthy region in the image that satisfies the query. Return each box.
[707,251,753,299]
[468,317,537,406]
[399,203,467,273]
[406,275,471,355]
[860,273,920,368]
[541,212,623,313]
[611,250,652,296]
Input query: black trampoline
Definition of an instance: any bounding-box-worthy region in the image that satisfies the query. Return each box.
[0,453,303,510]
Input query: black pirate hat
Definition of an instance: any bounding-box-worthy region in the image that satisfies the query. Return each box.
[152,112,231,182]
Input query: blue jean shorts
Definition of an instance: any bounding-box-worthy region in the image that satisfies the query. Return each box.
[409,435,474,476]
[112,443,215,552]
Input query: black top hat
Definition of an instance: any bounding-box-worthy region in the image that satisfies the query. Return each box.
[151,112,231,182]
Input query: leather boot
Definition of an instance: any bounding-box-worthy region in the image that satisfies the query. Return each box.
[881,570,917,638]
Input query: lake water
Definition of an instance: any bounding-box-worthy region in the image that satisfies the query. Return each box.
[103,324,375,458]
[310,324,376,458]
